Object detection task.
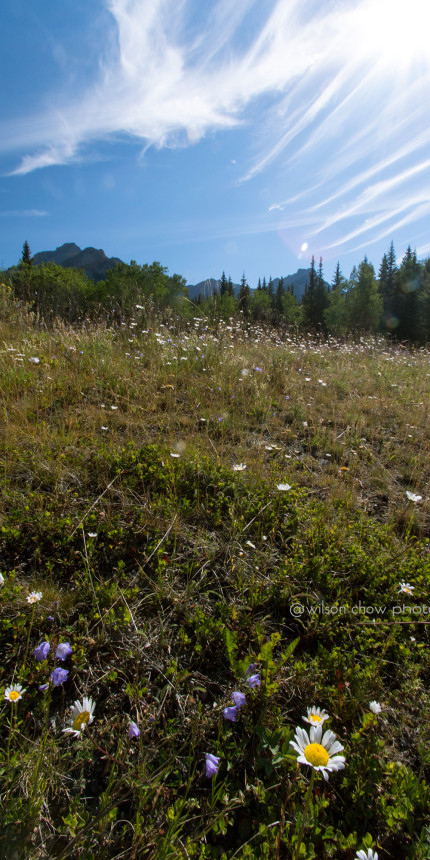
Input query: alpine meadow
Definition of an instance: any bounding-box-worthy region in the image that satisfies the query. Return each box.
[1,243,430,858]
[2,0,430,856]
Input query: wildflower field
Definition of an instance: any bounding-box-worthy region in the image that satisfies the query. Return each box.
[1,287,430,859]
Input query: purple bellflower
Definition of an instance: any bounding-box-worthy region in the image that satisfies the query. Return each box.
[205,753,220,778]
[33,641,50,662]
[232,691,246,708]
[129,721,141,739]
[246,673,261,688]
[50,667,69,686]
[55,642,73,660]
[223,706,238,722]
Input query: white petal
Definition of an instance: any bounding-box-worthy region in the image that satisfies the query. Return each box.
[326,740,344,756]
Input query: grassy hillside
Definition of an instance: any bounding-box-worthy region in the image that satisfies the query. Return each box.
[1,285,430,859]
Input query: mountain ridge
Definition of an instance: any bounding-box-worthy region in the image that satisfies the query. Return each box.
[32,243,123,282]
[29,243,318,300]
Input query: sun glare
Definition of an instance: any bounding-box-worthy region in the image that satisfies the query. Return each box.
[357,0,430,71]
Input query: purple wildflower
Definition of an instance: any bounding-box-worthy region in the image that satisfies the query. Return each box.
[232,691,246,708]
[50,668,69,686]
[47,616,54,621]
[205,753,220,778]
[223,706,238,722]
[33,641,50,662]
[38,683,49,692]
[129,721,141,739]
[55,642,73,661]
[246,673,261,688]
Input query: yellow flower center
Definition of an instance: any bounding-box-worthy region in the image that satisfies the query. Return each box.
[72,711,90,730]
[304,743,329,767]
[310,714,322,723]
[8,691,20,702]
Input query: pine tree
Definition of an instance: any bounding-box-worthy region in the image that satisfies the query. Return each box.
[275,278,284,316]
[392,246,421,341]
[302,256,328,331]
[238,273,251,317]
[332,262,344,291]
[324,263,347,335]
[378,242,397,330]
[349,257,382,333]
[20,240,32,267]
[227,276,234,297]
[220,271,228,297]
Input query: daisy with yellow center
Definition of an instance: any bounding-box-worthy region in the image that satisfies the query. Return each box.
[27,591,43,604]
[302,706,329,727]
[398,581,414,595]
[290,724,345,781]
[4,684,25,703]
[63,697,95,737]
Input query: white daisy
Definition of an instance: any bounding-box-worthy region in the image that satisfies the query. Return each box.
[290,723,345,781]
[369,701,382,714]
[27,591,43,604]
[232,463,246,471]
[302,706,330,727]
[63,697,96,737]
[355,849,378,860]
[0,573,4,586]
[398,581,414,595]
[277,483,291,491]
[406,491,422,503]
[5,684,25,703]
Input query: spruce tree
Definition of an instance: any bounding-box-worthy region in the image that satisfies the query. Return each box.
[392,246,421,341]
[238,273,250,317]
[20,240,32,267]
[349,257,382,333]
[275,278,284,316]
[220,271,228,297]
[303,256,328,331]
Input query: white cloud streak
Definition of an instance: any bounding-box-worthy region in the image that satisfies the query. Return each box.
[0,209,48,217]
[1,0,429,257]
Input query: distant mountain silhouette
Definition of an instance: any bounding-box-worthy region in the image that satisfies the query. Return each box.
[186,277,241,300]
[29,247,325,300]
[187,268,324,303]
[32,243,123,282]
[272,269,315,303]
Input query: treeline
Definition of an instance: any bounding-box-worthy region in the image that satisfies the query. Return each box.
[4,242,188,325]
[199,244,430,343]
[4,241,430,343]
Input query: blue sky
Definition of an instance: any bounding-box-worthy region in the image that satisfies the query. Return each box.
[1,0,429,287]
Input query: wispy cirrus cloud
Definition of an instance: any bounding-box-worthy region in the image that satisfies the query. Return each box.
[1,0,429,259]
[0,209,48,217]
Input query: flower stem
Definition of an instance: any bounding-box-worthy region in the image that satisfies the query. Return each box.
[293,769,315,860]
[22,605,35,673]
